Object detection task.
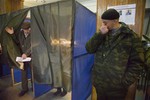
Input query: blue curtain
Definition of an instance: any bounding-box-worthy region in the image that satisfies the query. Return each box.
[72,2,96,100]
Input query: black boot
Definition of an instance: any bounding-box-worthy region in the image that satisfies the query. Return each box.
[18,90,28,97]
[53,88,61,96]
[60,88,67,97]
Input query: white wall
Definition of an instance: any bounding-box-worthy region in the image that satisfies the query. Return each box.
[146,0,150,8]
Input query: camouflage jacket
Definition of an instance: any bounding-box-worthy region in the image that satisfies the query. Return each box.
[85,22,144,89]
[145,47,150,79]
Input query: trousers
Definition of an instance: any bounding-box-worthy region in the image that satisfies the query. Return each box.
[21,62,32,91]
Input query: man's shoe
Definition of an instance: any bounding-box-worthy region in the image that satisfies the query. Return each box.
[18,90,28,97]
[60,89,67,97]
[53,88,61,96]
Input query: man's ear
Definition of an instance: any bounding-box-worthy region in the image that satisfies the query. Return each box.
[113,19,117,22]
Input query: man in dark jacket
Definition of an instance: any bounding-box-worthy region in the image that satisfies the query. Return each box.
[5,22,31,97]
[85,9,144,100]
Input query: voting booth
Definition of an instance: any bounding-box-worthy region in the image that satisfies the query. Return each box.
[0,1,96,100]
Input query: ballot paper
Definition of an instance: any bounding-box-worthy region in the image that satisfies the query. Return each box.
[16,57,31,62]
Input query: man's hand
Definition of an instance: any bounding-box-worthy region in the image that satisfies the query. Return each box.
[22,54,27,59]
[5,27,14,34]
[100,24,108,34]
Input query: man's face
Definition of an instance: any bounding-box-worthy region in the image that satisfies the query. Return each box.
[23,28,31,34]
[102,19,116,30]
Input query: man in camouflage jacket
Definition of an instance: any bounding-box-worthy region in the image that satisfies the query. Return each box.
[86,9,144,100]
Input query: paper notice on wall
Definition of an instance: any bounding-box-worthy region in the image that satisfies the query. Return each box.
[108,4,136,25]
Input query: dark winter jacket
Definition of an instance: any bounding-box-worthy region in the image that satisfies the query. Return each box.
[86,22,144,90]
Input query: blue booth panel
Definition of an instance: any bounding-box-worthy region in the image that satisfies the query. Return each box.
[34,83,52,97]
[74,2,96,57]
[13,67,31,83]
[73,54,94,100]
[2,64,11,76]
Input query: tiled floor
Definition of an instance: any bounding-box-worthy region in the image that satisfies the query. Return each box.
[0,75,71,100]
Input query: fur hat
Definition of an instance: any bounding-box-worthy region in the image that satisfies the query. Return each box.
[101,9,120,20]
[21,22,30,29]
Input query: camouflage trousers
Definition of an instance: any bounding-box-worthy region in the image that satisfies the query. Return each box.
[93,83,127,100]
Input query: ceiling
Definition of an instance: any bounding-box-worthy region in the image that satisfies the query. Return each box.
[76,0,97,13]
[24,0,97,13]
[24,0,150,13]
